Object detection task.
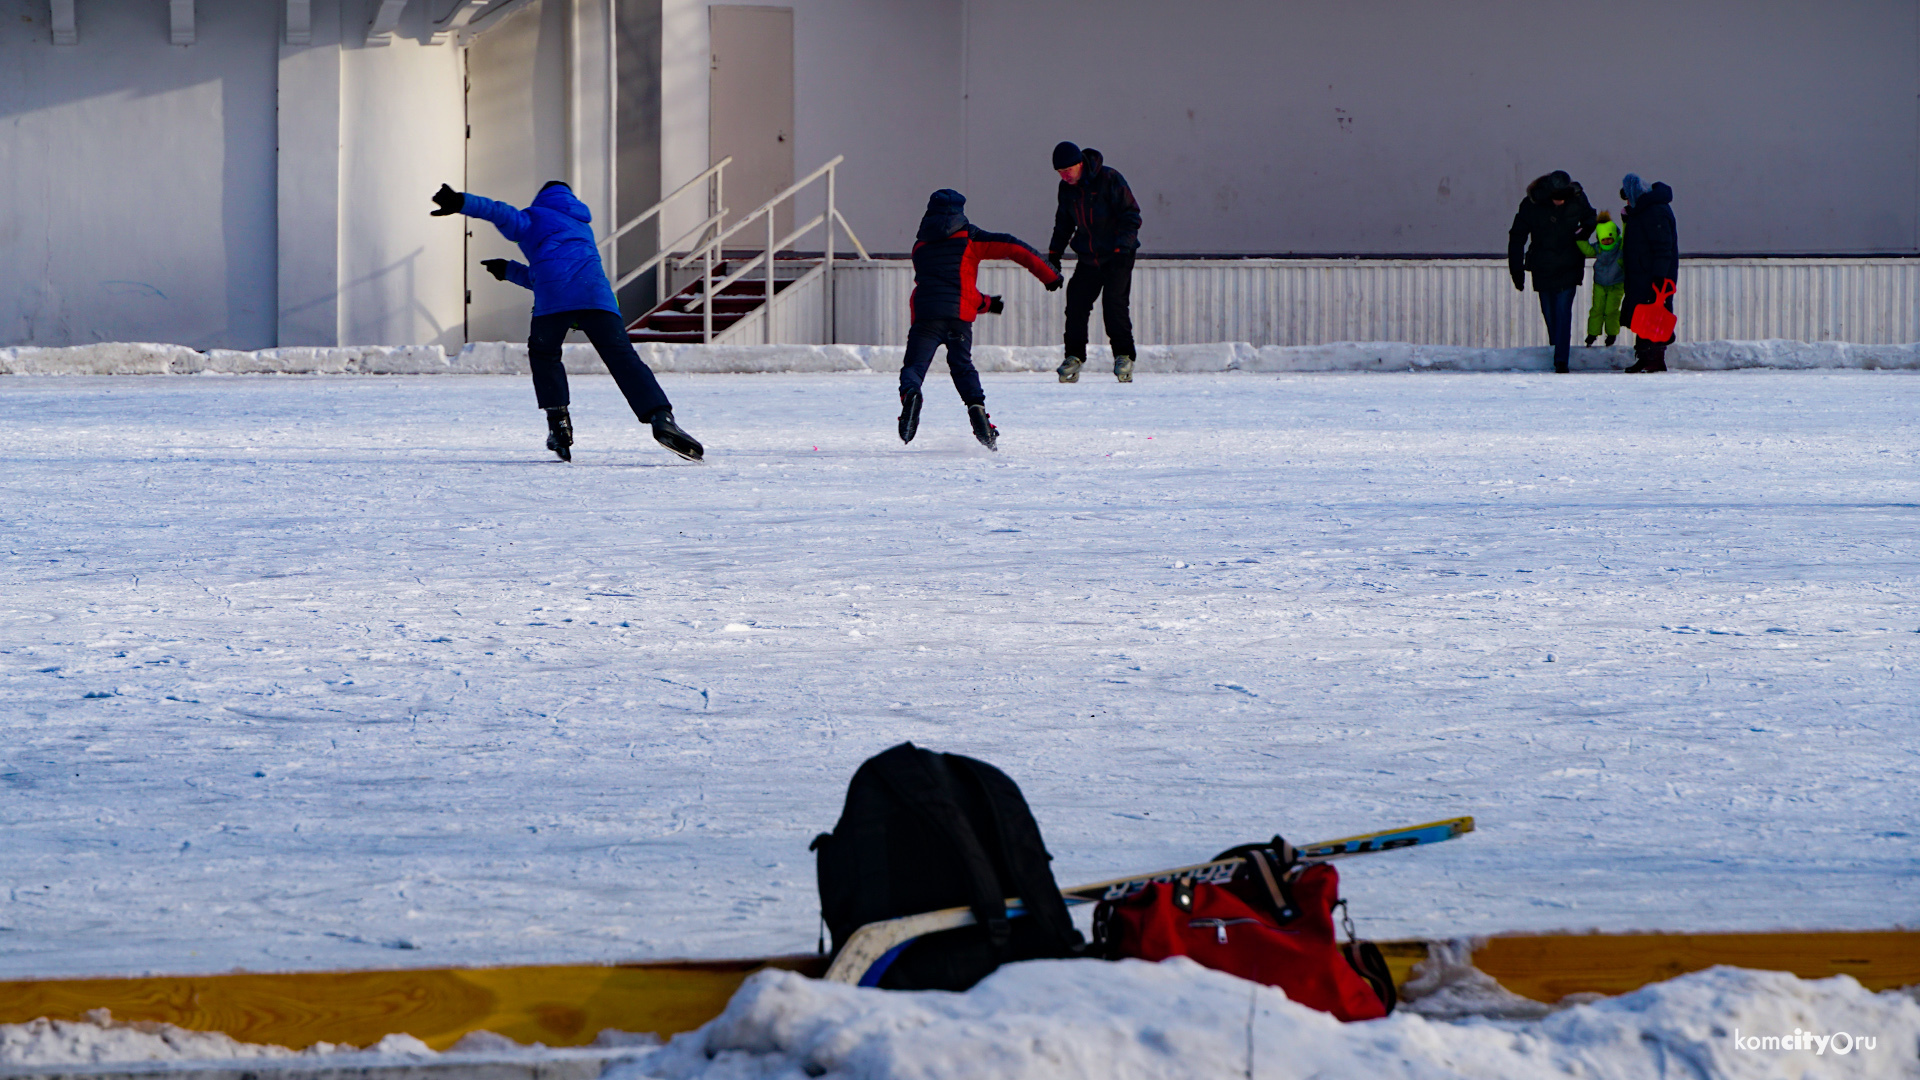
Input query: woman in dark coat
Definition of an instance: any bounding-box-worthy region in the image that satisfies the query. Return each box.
[1508,171,1597,374]
[1619,173,1679,373]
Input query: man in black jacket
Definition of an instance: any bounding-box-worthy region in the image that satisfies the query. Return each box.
[1619,174,1679,373]
[1047,142,1142,383]
[1508,171,1597,374]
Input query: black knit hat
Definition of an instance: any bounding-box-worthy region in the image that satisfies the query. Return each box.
[1051,141,1082,170]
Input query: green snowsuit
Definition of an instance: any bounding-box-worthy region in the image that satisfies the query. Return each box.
[1578,226,1626,338]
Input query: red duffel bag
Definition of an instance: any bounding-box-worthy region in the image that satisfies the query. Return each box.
[1092,848,1392,1021]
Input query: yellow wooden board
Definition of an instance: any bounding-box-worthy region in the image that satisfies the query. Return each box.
[0,955,828,1052]
[1,931,1912,1051]
[1468,930,1920,1003]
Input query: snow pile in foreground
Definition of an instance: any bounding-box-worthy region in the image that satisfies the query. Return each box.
[620,959,1920,1080]
[0,1009,657,1068]
[0,1009,432,1065]
[4,338,1918,375]
[3,964,1913,1077]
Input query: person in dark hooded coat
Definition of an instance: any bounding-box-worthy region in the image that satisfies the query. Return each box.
[898,189,1062,451]
[1047,142,1142,383]
[1618,174,1679,373]
[1508,171,1596,374]
[432,180,702,462]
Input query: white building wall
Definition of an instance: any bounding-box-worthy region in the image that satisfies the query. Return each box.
[950,0,1920,258]
[0,0,280,349]
[659,0,961,260]
[336,3,467,349]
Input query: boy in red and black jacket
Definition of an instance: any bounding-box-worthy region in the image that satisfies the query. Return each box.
[899,189,1062,450]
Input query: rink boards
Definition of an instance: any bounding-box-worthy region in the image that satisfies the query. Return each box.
[0,931,1914,1052]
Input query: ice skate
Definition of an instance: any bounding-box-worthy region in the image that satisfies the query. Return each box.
[1584,335,1596,347]
[545,406,573,462]
[649,409,704,461]
[967,404,998,451]
[1114,355,1134,383]
[898,390,923,444]
[1056,356,1084,383]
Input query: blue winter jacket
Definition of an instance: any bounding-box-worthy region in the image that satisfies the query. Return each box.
[461,185,619,317]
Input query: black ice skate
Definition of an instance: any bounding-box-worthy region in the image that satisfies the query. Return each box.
[1584,335,1597,347]
[898,390,923,444]
[545,406,573,462]
[649,409,704,461]
[1056,356,1084,383]
[1114,355,1135,383]
[1604,334,1617,346]
[967,404,998,451]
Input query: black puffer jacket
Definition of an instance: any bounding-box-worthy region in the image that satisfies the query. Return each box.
[1047,148,1142,266]
[1507,172,1596,293]
[1621,182,1678,311]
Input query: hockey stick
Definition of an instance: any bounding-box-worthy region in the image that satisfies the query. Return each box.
[821,815,1473,985]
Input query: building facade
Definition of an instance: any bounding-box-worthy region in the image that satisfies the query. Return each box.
[2,0,1915,350]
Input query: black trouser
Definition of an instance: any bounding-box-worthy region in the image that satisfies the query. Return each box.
[1063,252,1136,359]
[1537,288,1576,370]
[899,318,983,405]
[527,308,670,420]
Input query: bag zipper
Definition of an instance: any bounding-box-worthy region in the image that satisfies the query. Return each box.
[1188,917,1261,944]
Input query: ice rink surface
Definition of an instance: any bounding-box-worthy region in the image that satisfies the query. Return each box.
[1,371,1915,979]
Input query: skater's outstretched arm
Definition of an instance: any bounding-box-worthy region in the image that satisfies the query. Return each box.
[480,258,534,290]
[457,192,534,243]
[966,229,1063,286]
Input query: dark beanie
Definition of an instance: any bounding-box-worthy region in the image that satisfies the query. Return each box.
[1052,141,1082,170]
[927,188,965,213]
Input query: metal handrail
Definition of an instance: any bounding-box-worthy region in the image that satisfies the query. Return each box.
[667,157,872,344]
[601,157,730,309]
[692,213,827,300]
[601,157,731,253]
[676,155,845,268]
[614,210,727,293]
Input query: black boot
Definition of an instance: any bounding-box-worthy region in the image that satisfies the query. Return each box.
[1584,334,1596,347]
[898,390,923,444]
[544,407,573,462]
[648,409,704,461]
[1604,334,1617,346]
[967,404,998,451]
[1625,341,1656,373]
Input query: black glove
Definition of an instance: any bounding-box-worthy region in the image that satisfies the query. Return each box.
[481,258,510,281]
[1511,270,1525,292]
[1047,252,1062,274]
[431,183,464,216]
[985,295,1004,315]
[1044,275,1064,292]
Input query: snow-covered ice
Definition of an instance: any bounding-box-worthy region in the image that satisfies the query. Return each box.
[1,371,1916,983]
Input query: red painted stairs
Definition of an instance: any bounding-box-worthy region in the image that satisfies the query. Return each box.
[625,259,816,344]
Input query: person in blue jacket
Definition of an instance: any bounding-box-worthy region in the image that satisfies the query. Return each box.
[432,180,702,462]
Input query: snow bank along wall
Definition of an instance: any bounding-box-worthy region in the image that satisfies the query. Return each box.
[3,1,1916,352]
[8,338,1920,377]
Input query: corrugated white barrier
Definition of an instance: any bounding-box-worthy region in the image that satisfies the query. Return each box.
[3,340,1918,376]
[833,258,1920,348]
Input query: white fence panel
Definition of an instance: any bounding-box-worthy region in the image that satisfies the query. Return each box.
[831,258,1920,348]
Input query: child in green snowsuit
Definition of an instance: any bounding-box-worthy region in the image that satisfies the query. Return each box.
[1578,213,1625,345]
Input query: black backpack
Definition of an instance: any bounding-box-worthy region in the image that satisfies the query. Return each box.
[811,743,1084,990]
